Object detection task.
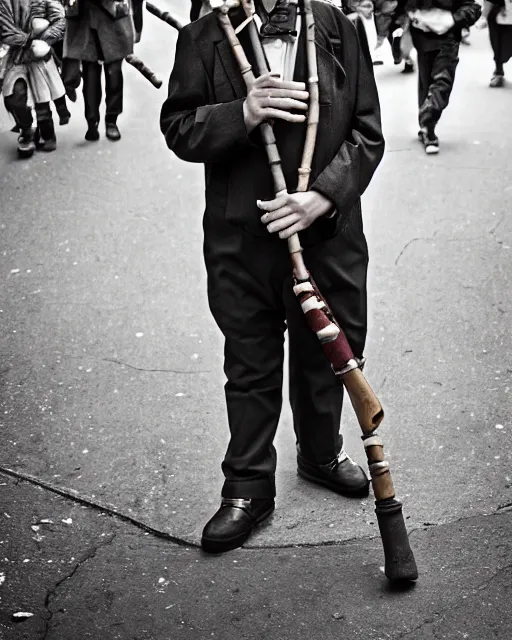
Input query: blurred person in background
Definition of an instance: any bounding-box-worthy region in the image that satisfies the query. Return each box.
[390,0,481,154]
[61,0,143,142]
[373,0,416,70]
[478,0,512,85]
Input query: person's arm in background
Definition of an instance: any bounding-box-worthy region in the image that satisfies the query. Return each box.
[36,0,65,46]
[452,0,483,30]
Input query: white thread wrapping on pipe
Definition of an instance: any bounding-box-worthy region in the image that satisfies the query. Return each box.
[369,461,390,476]
[363,435,384,449]
[301,296,324,313]
[293,281,314,295]
[235,15,254,33]
[316,324,339,341]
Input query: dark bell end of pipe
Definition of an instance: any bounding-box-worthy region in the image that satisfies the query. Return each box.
[375,499,418,582]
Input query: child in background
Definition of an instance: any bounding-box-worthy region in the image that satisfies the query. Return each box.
[0,0,68,155]
[30,0,71,133]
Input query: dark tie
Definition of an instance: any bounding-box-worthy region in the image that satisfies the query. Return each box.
[257,0,298,37]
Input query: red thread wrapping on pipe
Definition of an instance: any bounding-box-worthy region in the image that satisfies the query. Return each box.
[322,332,354,369]
[295,274,353,369]
[303,308,334,334]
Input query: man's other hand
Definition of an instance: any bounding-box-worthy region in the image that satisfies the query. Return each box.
[258,191,334,239]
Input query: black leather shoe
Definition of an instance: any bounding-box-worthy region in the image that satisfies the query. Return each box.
[85,121,99,142]
[201,498,275,554]
[105,122,121,141]
[297,448,370,498]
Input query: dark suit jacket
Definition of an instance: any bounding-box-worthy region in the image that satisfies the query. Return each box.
[160,1,385,245]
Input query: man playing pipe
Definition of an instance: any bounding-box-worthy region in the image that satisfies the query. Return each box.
[160,0,385,553]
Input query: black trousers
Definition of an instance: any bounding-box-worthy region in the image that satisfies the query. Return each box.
[62,58,124,124]
[203,210,368,499]
[417,40,459,131]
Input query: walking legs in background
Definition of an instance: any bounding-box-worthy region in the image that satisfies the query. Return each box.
[416,41,459,154]
[82,61,102,141]
[104,60,123,141]
[81,60,124,142]
[4,78,35,158]
[34,101,56,152]
[390,26,415,73]
[490,59,505,86]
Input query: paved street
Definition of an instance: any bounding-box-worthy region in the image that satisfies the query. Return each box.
[0,3,511,638]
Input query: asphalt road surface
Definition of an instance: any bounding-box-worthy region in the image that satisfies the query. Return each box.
[0,4,511,639]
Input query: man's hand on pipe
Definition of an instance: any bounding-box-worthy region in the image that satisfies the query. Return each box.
[243,73,309,132]
[258,191,334,239]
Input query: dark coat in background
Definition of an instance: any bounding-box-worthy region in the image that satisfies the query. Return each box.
[63,0,141,63]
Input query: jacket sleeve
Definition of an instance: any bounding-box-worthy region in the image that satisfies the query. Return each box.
[160,26,256,164]
[310,26,385,219]
[0,1,29,47]
[452,0,482,28]
[39,0,66,45]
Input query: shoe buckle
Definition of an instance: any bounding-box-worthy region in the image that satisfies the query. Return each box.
[221,498,251,509]
[336,447,349,465]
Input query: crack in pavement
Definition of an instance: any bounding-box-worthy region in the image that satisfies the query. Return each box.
[395,232,439,266]
[2,467,511,553]
[392,563,512,639]
[395,237,426,267]
[0,468,193,548]
[394,223,508,266]
[489,213,505,238]
[41,533,117,640]
[103,357,210,374]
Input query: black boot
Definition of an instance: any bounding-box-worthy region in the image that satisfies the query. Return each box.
[17,128,36,158]
[36,118,57,152]
[85,120,100,141]
[54,96,71,125]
